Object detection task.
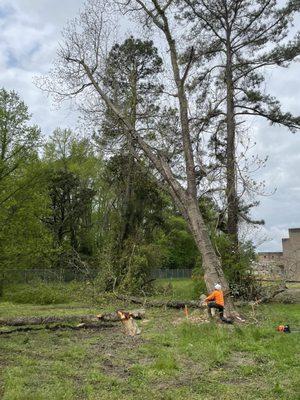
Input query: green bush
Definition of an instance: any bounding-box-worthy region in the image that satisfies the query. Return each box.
[119,242,163,295]
[213,235,262,300]
[192,276,207,299]
[191,261,207,298]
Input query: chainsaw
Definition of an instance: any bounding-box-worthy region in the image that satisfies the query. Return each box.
[276,325,291,333]
[276,324,300,333]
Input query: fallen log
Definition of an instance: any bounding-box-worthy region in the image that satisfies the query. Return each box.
[0,322,115,335]
[116,294,204,309]
[0,309,145,327]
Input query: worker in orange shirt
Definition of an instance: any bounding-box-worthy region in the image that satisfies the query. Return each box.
[205,284,232,323]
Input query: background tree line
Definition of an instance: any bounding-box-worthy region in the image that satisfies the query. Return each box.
[0,86,255,297]
[0,88,201,289]
[1,0,299,302]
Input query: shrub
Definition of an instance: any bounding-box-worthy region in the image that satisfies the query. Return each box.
[191,263,207,298]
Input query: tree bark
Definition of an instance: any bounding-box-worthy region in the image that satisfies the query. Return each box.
[184,196,236,315]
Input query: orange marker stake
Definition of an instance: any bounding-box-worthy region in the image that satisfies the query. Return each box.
[184,305,189,318]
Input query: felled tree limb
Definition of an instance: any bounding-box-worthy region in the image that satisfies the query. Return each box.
[234,286,287,308]
[253,286,286,305]
[0,323,115,335]
[0,310,145,327]
[116,294,205,309]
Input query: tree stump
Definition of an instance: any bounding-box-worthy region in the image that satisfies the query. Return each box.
[117,311,141,336]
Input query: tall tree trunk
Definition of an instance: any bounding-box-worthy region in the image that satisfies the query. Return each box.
[183,196,236,315]
[225,40,239,250]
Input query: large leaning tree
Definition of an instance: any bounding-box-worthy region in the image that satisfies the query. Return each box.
[181,0,300,250]
[39,0,245,315]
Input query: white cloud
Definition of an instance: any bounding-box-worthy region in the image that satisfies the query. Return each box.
[0,0,84,134]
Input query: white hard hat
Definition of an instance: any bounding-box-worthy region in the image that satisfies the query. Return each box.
[214,284,221,290]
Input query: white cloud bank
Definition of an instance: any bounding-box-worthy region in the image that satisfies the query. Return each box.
[0,0,83,134]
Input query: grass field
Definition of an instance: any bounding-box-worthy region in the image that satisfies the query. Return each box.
[155,278,198,300]
[1,287,300,400]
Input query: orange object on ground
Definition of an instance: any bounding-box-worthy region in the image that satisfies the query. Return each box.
[276,325,290,333]
[205,290,224,306]
[184,305,189,317]
[277,325,285,332]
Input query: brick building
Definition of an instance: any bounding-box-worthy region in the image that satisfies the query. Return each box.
[256,228,300,281]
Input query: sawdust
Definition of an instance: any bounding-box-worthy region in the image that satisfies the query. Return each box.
[172,312,210,326]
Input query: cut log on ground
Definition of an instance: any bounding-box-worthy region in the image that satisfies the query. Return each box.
[0,309,145,327]
[117,295,245,322]
[0,322,115,335]
[116,294,205,309]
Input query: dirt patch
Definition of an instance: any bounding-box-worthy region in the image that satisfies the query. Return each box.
[154,356,204,391]
[172,316,210,326]
[0,353,11,398]
[101,356,132,379]
[226,352,256,367]
[172,309,211,326]
[86,326,148,379]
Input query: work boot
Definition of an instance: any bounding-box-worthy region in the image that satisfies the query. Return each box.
[207,307,213,319]
[221,316,233,324]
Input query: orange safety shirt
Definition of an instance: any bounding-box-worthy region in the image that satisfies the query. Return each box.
[205,290,224,307]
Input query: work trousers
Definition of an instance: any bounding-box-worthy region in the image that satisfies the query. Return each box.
[207,301,224,319]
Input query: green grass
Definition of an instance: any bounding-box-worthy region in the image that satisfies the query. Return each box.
[1,281,93,305]
[287,282,300,290]
[1,297,299,399]
[154,278,205,300]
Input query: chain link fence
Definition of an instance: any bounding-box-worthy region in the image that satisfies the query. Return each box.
[152,268,193,279]
[0,268,194,285]
[0,268,99,284]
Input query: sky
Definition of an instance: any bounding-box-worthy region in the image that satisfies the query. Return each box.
[0,0,300,252]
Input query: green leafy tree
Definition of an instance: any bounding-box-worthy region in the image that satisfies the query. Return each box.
[0,88,41,205]
[91,37,168,290]
[156,215,199,270]
[99,36,163,246]
[102,153,168,290]
[0,158,53,274]
[0,89,48,274]
[43,129,101,267]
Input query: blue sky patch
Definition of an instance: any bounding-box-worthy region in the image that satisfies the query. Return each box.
[0,4,14,20]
